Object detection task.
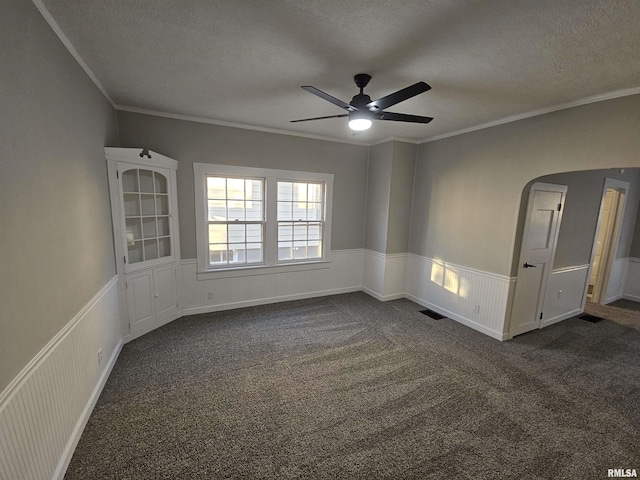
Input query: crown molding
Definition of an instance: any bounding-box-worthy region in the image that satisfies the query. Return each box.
[115,105,373,146]
[418,86,640,144]
[32,0,115,107]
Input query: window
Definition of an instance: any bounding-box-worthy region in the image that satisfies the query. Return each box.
[194,163,333,277]
[277,181,324,261]
[206,176,264,266]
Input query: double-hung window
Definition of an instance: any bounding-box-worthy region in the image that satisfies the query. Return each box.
[206,176,264,266]
[194,163,333,277]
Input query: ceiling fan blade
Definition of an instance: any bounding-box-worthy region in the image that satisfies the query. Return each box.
[290,114,349,123]
[302,86,357,111]
[366,82,431,111]
[378,111,434,124]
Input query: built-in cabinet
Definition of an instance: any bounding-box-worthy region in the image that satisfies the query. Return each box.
[106,148,182,340]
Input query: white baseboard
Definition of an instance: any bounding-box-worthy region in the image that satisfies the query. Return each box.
[405,254,512,339]
[541,308,583,328]
[181,249,364,314]
[406,293,506,341]
[361,287,405,302]
[182,286,361,316]
[622,293,640,302]
[53,338,123,479]
[0,277,122,480]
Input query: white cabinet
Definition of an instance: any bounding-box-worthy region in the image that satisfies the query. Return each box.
[106,148,182,340]
[125,264,178,338]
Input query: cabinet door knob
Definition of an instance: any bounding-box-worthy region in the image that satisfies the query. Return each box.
[155,293,159,298]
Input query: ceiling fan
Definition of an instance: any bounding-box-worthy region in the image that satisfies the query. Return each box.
[291,73,433,131]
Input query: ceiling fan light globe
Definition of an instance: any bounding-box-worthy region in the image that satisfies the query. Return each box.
[348,118,372,131]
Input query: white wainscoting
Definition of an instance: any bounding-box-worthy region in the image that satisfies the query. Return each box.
[181,249,364,315]
[623,257,640,301]
[542,265,590,327]
[606,257,629,304]
[362,250,407,301]
[0,277,122,480]
[404,254,512,341]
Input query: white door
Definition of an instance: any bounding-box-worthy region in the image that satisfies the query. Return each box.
[509,183,566,337]
[126,269,155,337]
[154,264,178,325]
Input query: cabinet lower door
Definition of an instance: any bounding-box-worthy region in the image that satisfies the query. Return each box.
[154,264,178,325]
[126,269,155,338]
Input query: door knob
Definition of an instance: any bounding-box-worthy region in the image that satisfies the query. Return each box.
[523,262,537,268]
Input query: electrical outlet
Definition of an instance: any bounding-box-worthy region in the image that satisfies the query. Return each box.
[473,305,480,314]
[97,348,103,366]
[207,291,214,300]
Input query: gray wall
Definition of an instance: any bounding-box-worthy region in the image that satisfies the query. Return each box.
[534,169,640,269]
[410,95,640,276]
[364,140,417,254]
[0,0,119,391]
[364,142,393,253]
[387,141,417,254]
[117,112,369,258]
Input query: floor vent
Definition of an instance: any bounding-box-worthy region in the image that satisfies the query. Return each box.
[419,309,446,320]
[579,314,604,323]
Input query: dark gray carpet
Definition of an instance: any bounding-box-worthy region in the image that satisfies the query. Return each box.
[65,292,640,479]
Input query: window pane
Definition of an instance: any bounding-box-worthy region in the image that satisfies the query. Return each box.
[294,183,307,202]
[228,244,246,264]
[246,243,263,262]
[227,178,245,200]
[308,223,321,240]
[278,223,293,242]
[207,177,226,199]
[154,172,168,194]
[308,243,322,259]
[209,245,227,265]
[142,218,157,238]
[246,200,263,221]
[246,179,262,201]
[294,224,307,241]
[247,224,262,243]
[278,242,293,260]
[128,241,143,264]
[209,224,227,244]
[141,194,155,215]
[139,170,154,193]
[277,202,292,220]
[228,224,245,243]
[308,183,323,203]
[144,239,158,260]
[122,170,139,192]
[125,218,142,241]
[158,237,171,257]
[227,200,245,221]
[208,200,226,221]
[278,182,293,201]
[156,195,169,215]
[307,202,323,220]
[157,217,170,236]
[123,194,140,216]
[293,242,307,259]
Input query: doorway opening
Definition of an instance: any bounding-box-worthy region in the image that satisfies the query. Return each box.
[586,180,628,305]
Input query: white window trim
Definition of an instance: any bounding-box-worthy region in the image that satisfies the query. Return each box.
[193,163,333,280]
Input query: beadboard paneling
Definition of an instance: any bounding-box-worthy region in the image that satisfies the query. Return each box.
[623,257,640,301]
[606,257,629,303]
[362,250,406,301]
[405,254,512,340]
[542,265,589,327]
[0,278,122,480]
[181,250,364,314]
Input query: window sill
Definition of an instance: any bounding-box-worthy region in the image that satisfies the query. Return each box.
[196,260,331,280]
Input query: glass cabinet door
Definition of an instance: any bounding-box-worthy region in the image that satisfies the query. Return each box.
[121,168,172,266]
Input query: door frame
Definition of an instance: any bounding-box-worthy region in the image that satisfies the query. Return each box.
[508,182,567,339]
[583,178,629,307]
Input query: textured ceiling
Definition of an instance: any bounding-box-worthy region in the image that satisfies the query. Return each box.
[39,0,640,143]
